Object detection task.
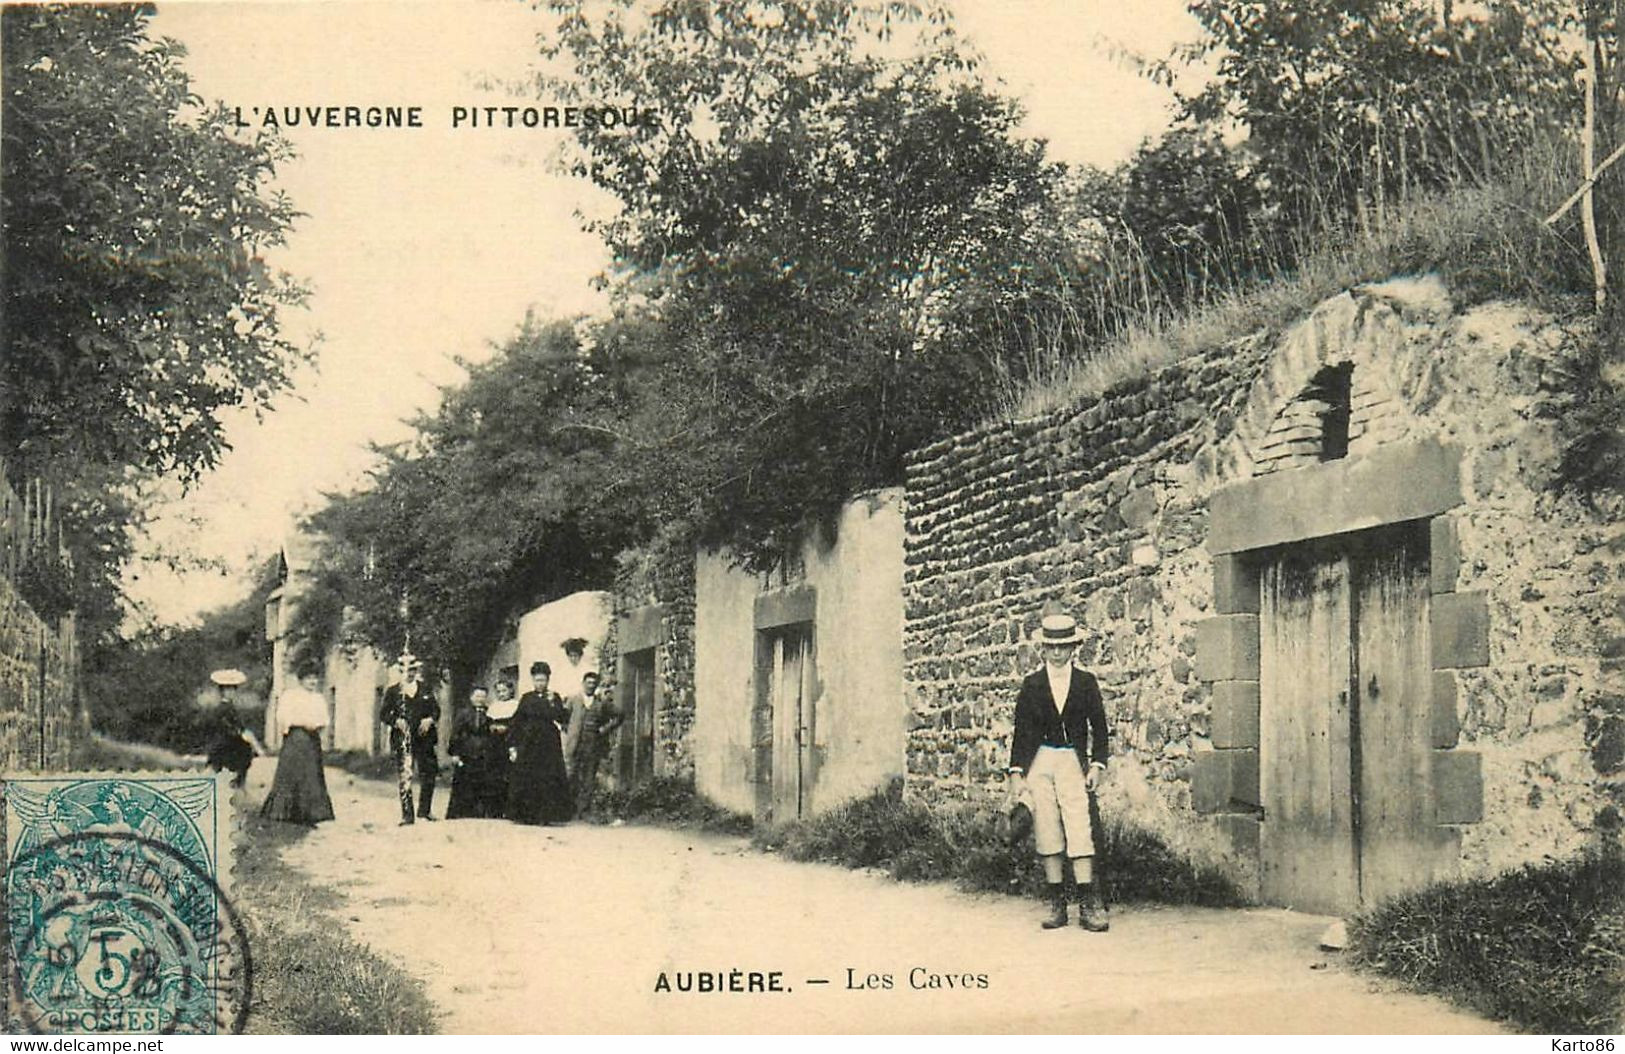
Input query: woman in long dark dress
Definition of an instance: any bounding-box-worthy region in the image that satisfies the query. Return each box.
[447,685,502,819]
[261,671,336,825]
[506,661,573,825]
[205,704,261,788]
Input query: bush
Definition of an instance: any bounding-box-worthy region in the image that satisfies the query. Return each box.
[596,776,1244,909]
[585,774,753,836]
[760,785,1244,908]
[1350,849,1625,1034]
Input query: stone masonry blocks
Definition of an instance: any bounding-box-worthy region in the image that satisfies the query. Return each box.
[1195,615,1260,682]
[1191,751,1228,813]
[1210,437,1463,555]
[1433,750,1484,824]
[1211,681,1260,749]
[1430,515,1460,594]
[1432,671,1459,748]
[1215,813,1260,856]
[1230,748,1260,808]
[1191,748,1259,812]
[1213,555,1259,614]
[1431,591,1491,669]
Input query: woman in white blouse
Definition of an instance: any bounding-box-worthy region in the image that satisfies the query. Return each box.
[261,669,336,825]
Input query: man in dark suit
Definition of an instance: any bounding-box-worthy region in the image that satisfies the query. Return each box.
[380,653,440,825]
[1008,612,1110,931]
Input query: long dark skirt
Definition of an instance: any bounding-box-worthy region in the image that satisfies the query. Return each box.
[207,733,254,787]
[261,728,335,825]
[447,758,505,819]
[507,726,572,825]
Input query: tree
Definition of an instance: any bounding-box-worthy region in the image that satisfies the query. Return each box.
[1163,0,1579,229]
[86,557,279,752]
[538,0,1072,567]
[1,4,307,652]
[290,317,659,682]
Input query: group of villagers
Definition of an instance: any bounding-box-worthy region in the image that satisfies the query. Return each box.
[232,612,1112,933]
[237,637,621,833]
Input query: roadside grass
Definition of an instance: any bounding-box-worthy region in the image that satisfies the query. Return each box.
[237,812,438,1034]
[583,774,753,835]
[1349,848,1625,1034]
[589,775,1241,908]
[325,748,399,782]
[759,784,1243,907]
[80,732,199,770]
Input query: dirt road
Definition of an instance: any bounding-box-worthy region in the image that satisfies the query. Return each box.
[253,763,1502,1034]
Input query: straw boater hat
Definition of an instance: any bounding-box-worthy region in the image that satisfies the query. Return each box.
[1032,613,1085,646]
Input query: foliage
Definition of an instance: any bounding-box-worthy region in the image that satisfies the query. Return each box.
[1,4,307,697]
[1350,849,1625,1033]
[13,548,76,623]
[1009,137,1598,419]
[238,816,437,1034]
[756,785,1243,906]
[290,317,658,680]
[85,557,278,752]
[996,0,1591,412]
[1164,0,1579,228]
[2,3,308,483]
[584,773,753,835]
[538,0,1081,567]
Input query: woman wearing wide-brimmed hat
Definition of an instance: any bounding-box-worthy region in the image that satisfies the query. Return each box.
[1007,612,1110,931]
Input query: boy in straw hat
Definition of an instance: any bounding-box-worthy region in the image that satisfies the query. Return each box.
[1007,611,1111,931]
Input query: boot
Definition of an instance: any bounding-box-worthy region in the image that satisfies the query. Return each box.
[1040,884,1069,930]
[1077,883,1109,932]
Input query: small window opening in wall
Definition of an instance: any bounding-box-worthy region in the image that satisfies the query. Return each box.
[1315,363,1355,461]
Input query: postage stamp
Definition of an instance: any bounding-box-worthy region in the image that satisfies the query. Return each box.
[1,772,250,1034]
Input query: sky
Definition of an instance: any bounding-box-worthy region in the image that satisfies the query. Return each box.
[127,0,1199,627]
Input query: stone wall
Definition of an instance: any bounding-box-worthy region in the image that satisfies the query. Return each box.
[904,329,1268,877]
[323,644,388,754]
[903,277,1623,897]
[606,527,698,781]
[692,488,905,821]
[0,573,84,771]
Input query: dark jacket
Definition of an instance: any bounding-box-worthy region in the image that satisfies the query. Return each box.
[1010,666,1109,775]
[380,683,439,758]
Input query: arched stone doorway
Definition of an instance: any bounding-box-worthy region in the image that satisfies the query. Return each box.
[1194,288,1488,912]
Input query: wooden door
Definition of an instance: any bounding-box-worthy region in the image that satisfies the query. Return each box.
[633,650,657,781]
[756,625,816,823]
[617,649,657,784]
[770,632,804,820]
[1259,540,1357,913]
[1259,521,1438,912]
[1352,522,1446,902]
[326,687,338,751]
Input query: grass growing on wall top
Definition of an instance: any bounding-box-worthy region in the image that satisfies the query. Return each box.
[1349,848,1625,1034]
[1004,141,1595,423]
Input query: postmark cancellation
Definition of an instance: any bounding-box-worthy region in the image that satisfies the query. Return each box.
[1,771,250,1034]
